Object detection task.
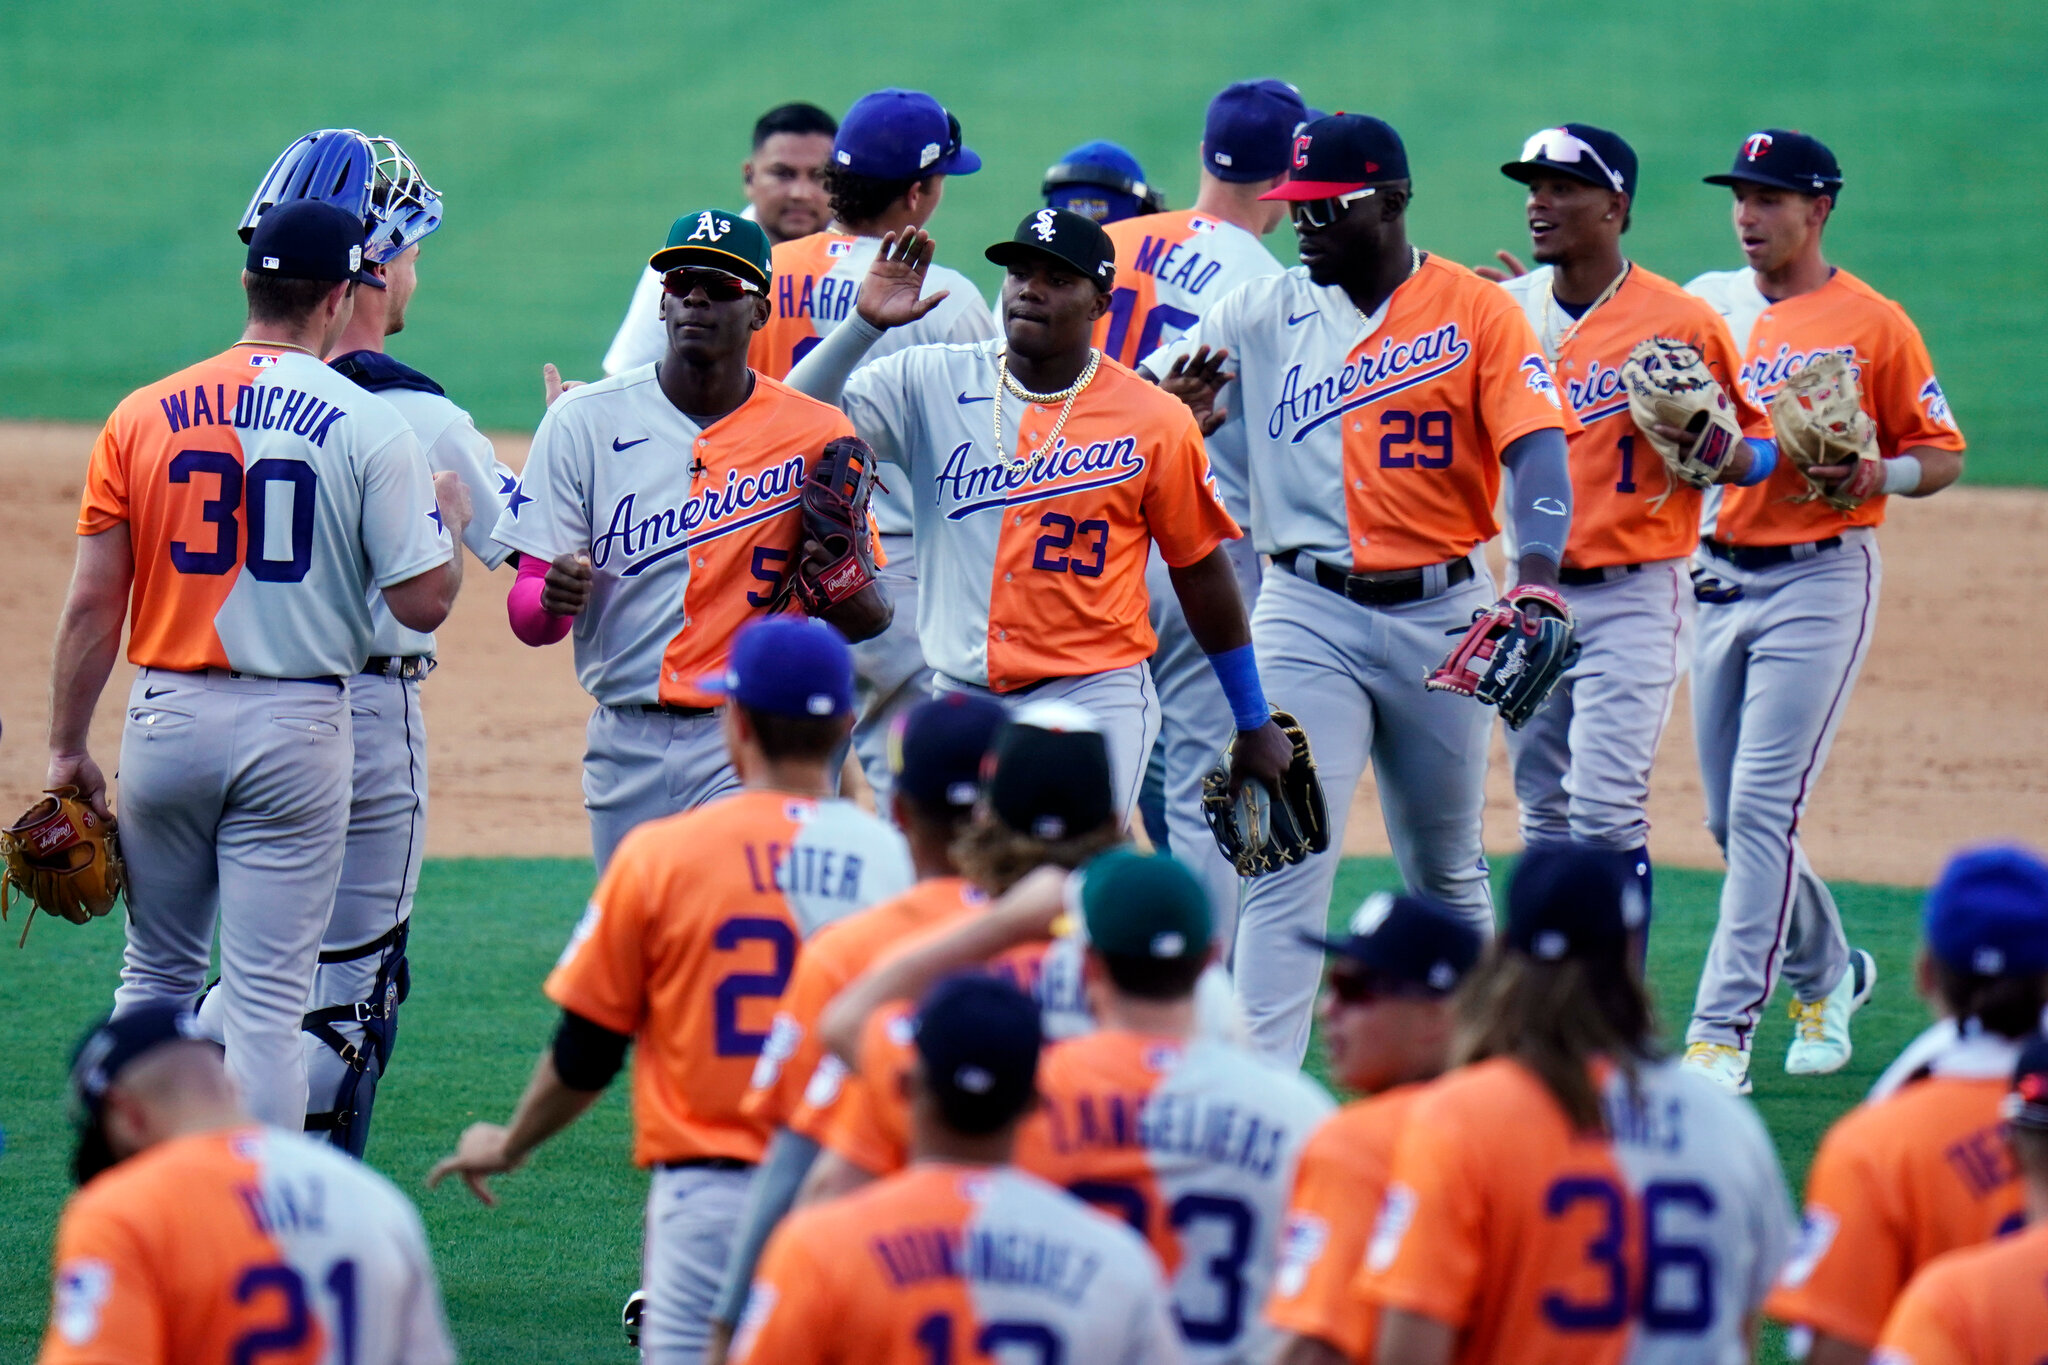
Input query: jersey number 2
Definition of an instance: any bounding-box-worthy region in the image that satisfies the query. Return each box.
[712,917,798,1056]
[169,450,318,583]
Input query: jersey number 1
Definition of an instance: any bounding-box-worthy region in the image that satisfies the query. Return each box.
[1102,288,1198,364]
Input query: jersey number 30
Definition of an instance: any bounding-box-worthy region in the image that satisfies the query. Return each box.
[169,450,318,584]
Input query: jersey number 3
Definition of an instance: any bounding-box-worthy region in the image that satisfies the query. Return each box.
[169,450,318,584]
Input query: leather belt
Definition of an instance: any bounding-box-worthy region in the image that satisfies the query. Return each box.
[657,1156,754,1172]
[1559,563,1645,587]
[635,703,720,719]
[361,655,435,680]
[1276,550,1475,606]
[1703,536,1843,571]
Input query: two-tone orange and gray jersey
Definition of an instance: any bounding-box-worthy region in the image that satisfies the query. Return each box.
[490,366,856,707]
[544,789,912,1167]
[1873,1222,2048,1365]
[749,232,996,537]
[1498,265,1771,569]
[1360,1057,1791,1365]
[732,1162,1185,1365]
[39,1126,452,1365]
[838,342,1240,690]
[1146,255,1575,572]
[78,345,451,677]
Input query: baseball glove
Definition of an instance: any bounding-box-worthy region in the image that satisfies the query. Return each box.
[1426,585,1580,730]
[1201,709,1330,878]
[1772,353,1879,511]
[1620,337,1744,505]
[777,434,883,617]
[1,788,124,946]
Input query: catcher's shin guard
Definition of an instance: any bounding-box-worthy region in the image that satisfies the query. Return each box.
[303,920,410,1157]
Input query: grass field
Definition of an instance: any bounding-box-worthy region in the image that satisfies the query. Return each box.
[2,2,2041,482]
[0,854,1930,1361]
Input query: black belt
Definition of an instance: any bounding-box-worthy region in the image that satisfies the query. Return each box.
[1559,563,1645,587]
[635,703,720,719]
[1276,550,1475,606]
[657,1156,755,1172]
[1703,536,1843,571]
[361,655,434,680]
[213,669,344,686]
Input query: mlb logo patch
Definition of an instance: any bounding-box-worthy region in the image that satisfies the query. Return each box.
[248,353,280,368]
[1188,215,1217,233]
[826,240,855,257]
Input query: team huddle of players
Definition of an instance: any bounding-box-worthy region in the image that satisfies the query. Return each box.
[30,68,2040,1365]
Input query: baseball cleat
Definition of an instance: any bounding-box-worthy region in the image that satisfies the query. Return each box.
[1785,948,1877,1077]
[1682,1040,1753,1095]
[622,1288,646,1348]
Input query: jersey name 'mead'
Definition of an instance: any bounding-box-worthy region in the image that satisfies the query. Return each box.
[1127,231,1227,296]
[934,435,1146,521]
[1267,323,1473,442]
[590,457,807,575]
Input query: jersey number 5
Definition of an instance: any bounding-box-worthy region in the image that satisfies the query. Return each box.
[169,450,318,584]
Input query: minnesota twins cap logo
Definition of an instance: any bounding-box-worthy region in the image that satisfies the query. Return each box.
[1031,209,1058,242]
[1742,132,1774,161]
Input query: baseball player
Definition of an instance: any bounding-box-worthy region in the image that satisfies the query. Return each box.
[745,88,995,808]
[729,972,1187,1365]
[1043,139,1166,224]
[1264,894,1482,1365]
[1096,78,1305,945]
[1766,845,2048,1365]
[40,1004,454,1364]
[1872,1035,2048,1365]
[1680,130,1967,1090]
[787,218,1294,818]
[218,128,516,1155]
[1484,125,1774,927]
[1360,845,1794,1365]
[1143,113,1578,1062]
[604,102,839,376]
[493,208,889,870]
[45,200,463,1130]
[427,618,913,1364]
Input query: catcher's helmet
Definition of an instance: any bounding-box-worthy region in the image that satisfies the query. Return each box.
[238,129,442,265]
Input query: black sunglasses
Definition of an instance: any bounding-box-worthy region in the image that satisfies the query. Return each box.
[662,268,761,302]
[1327,969,1437,1006]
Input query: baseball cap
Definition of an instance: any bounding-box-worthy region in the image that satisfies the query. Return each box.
[983,699,1114,840]
[833,89,981,181]
[245,199,380,286]
[2004,1034,2048,1131]
[1304,890,1484,996]
[1042,140,1163,224]
[1261,112,1410,201]
[1924,844,2048,977]
[1505,843,1648,963]
[1078,848,1213,966]
[1704,129,1843,198]
[648,210,773,291]
[697,616,854,718]
[890,693,1008,814]
[1503,123,1638,200]
[912,971,1042,1135]
[1204,79,1310,183]
[985,208,1118,292]
[70,1004,216,1126]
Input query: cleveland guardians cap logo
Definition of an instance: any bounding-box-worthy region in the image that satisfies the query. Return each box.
[1743,132,1774,161]
[1292,134,1311,168]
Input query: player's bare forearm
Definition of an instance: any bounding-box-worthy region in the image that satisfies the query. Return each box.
[1273,1333,1353,1365]
[1168,546,1252,654]
[1373,1308,1458,1365]
[383,558,461,634]
[427,1049,601,1205]
[47,527,133,811]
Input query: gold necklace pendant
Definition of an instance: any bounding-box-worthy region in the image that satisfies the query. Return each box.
[994,348,1100,472]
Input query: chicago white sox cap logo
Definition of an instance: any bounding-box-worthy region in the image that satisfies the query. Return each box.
[688,211,730,243]
[1031,209,1058,242]
[1742,132,1774,161]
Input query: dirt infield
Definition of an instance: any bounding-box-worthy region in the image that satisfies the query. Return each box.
[4,421,2041,885]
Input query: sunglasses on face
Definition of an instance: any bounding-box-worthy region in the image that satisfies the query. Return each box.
[1291,186,1377,231]
[1520,128,1625,192]
[662,268,761,302]
[1327,970,1439,1007]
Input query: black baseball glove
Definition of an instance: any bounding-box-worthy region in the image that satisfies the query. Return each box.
[1201,709,1331,878]
[1425,584,1579,730]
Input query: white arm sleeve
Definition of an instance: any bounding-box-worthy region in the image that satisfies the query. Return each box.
[429,415,516,570]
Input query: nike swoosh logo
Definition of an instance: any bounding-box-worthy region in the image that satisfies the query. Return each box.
[144,686,173,699]
[956,393,993,404]
[1287,310,1320,326]
[612,436,650,451]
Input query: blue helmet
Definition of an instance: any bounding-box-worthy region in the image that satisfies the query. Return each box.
[237,129,442,265]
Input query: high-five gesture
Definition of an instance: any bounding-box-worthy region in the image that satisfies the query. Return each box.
[1156,344,1236,435]
[854,227,948,331]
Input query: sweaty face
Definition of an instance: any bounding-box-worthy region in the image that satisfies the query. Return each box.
[1292,193,1383,288]
[745,132,834,243]
[1000,259,1108,362]
[381,245,421,336]
[661,280,768,365]
[1732,182,1825,273]
[1523,175,1619,266]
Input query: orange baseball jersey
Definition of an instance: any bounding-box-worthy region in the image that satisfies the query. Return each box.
[1360,1057,1791,1365]
[1872,1221,2048,1365]
[1145,253,1577,572]
[39,1126,452,1365]
[1499,265,1771,568]
[1094,210,1285,368]
[77,345,451,678]
[731,1162,1183,1365]
[1767,1075,2025,1348]
[1713,267,1964,547]
[1264,1085,1428,1364]
[544,789,912,1166]
[838,344,1240,690]
[490,368,856,707]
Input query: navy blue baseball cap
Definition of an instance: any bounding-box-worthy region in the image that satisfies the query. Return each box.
[1043,140,1162,223]
[245,199,380,285]
[912,971,1042,1134]
[832,89,981,181]
[890,693,1007,814]
[983,699,1114,841]
[1705,129,1843,198]
[70,1003,216,1125]
[1204,79,1310,183]
[1503,124,1637,200]
[698,616,854,718]
[1506,844,1648,962]
[1925,844,2048,977]
[1305,890,1484,995]
[1263,112,1409,201]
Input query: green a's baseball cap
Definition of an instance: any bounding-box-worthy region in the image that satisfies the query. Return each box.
[649,209,772,291]
[1079,849,1213,963]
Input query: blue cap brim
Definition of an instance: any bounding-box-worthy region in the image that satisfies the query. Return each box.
[934,145,982,176]
[1703,170,1838,194]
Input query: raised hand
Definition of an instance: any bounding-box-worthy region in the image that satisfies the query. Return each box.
[543,363,586,407]
[1158,345,1236,435]
[1474,250,1529,284]
[855,228,949,331]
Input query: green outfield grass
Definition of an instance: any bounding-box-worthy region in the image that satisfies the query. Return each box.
[0,854,1927,1361]
[2,1,2040,482]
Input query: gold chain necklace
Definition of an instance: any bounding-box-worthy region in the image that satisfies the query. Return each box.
[994,346,1101,471]
[1541,261,1631,361]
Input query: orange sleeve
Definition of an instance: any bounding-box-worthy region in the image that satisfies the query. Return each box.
[1697,307,1772,438]
[742,933,848,1129]
[1474,291,1579,451]
[1871,310,1965,454]
[542,845,652,1037]
[815,1012,913,1176]
[77,418,130,536]
[38,1202,165,1365]
[1142,403,1241,569]
[1765,1124,1902,1348]
[1871,1269,1971,1365]
[1356,1101,1484,1330]
[1265,1121,1381,1362]
[730,1213,839,1365]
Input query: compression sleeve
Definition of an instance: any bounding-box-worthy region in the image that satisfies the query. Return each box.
[785,315,886,405]
[1499,428,1573,566]
[551,1008,629,1091]
[1736,437,1779,487]
[508,553,573,646]
[711,1129,823,1326]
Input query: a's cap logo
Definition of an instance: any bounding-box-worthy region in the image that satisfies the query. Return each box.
[1292,135,1312,169]
[1031,209,1059,242]
[1743,132,1774,161]
[688,211,730,243]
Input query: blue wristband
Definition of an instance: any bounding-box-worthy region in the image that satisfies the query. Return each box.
[1207,643,1270,732]
[1737,437,1778,487]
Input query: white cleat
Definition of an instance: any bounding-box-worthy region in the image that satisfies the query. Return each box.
[1786,948,1877,1077]
[623,1288,647,1348]
[1682,1040,1753,1095]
